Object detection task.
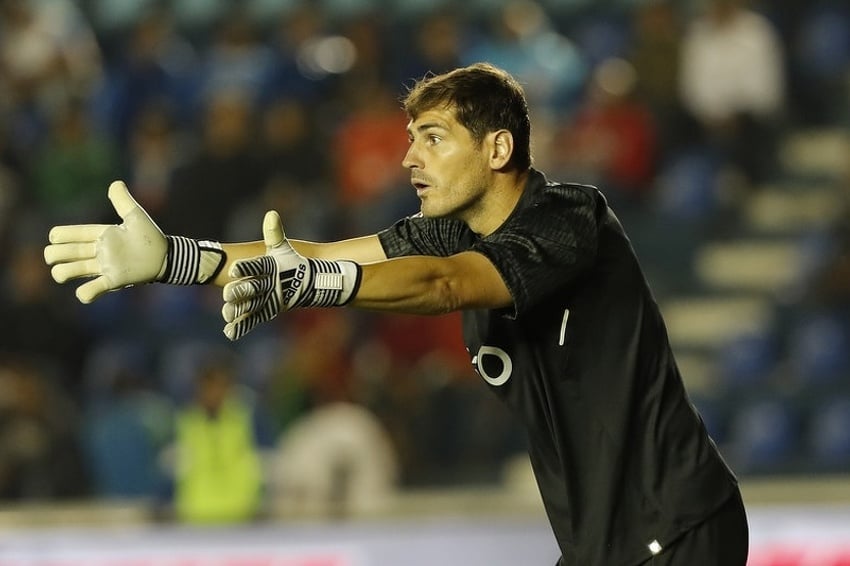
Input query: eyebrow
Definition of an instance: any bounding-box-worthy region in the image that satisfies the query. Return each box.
[407,122,450,136]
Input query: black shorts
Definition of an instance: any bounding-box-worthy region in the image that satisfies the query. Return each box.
[639,488,749,566]
[554,489,749,566]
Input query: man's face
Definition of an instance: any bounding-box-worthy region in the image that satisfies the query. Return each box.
[403,106,492,220]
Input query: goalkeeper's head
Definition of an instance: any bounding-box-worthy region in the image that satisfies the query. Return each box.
[402,63,533,173]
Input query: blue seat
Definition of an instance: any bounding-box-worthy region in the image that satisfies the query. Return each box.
[655,150,720,223]
[716,329,779,391]
[789,312,850,390]
[808,397,850,470]
[796,5,850,78]
[789,4,850,123]
[727,398,798,474]
[572,12,632,68]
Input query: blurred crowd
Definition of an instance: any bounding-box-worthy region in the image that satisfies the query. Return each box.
[0,0,849,520]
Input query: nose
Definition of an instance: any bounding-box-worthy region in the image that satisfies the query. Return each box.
[402,143,420,170]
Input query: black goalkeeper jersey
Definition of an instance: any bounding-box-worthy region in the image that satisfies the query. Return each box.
[377,169,738,566]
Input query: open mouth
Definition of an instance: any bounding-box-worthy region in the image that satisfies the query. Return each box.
[412,179,432,194]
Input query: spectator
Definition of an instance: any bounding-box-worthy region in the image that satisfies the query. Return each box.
[81,349,173,499]
[0,0,102,156]
[269,310,356,418]
[260,97,328,190]
[0,120,27,267]
[804,157,850,311]
[272,401,398,518]
[461,0,586,114]
[259,3,334,105]
[198,7,273,105]
[32,97,120,224]
[0,240,91,388]
[394,7,465,83]
[550,58,658,209]
[810,226,850,309]
[171,354,269,524]
[225,96,335,242]
[330,78,413,234]
[629,1,698,157]
[161,89,268,240]
[679,0,786,188]
[788,3,850,126]
[764,0,850,126]
[338,11,395,85]
[123,102,187,217]
[0,358,87,500]
[94,6,198,149]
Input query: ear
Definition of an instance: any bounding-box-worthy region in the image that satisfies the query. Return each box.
[488,130,514,170]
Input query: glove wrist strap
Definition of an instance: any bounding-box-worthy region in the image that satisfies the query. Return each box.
[159,236,226,285]
[289,259,362,308]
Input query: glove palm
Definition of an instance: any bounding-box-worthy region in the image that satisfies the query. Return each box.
[43,181,168,303]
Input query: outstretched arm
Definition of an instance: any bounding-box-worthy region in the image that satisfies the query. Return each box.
[222,210,512,340]
[43,181,390,301]
[42,181,512,341]
[215,235,388,287]
[351,252,512,314]
[44,181,231,302]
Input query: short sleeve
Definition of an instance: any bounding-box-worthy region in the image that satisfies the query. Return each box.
[378,214,471,258]
[471,185,602,318]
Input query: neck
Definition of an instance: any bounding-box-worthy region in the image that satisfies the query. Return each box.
[465,168,530,236]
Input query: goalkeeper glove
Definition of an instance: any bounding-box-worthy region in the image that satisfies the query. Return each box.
[43,180,226,303]
[221,210,361,341]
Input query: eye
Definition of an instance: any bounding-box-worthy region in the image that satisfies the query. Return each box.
[427,134,441,145]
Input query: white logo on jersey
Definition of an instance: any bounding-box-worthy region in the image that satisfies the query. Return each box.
[559,308,570,346]
[471,345,513,386]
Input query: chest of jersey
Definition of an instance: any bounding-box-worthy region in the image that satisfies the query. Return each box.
[462,296,582,411]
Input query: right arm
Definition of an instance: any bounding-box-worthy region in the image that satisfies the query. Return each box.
[214,236,387,286]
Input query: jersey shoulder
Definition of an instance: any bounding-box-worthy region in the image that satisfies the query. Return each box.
[537,178,607,211]
[512,173,608,234]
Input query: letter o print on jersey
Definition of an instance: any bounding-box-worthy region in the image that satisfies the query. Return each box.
[475,345,513,386]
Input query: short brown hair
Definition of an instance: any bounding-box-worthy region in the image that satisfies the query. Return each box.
[402,63,532,171]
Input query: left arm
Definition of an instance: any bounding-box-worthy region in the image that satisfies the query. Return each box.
[43,181,392,299]
[351,251,512,314]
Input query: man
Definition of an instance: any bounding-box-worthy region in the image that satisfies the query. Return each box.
[44,63,748,565]
[172,355,265,525]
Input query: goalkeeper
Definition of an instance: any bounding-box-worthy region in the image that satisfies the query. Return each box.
[44,63,748,566]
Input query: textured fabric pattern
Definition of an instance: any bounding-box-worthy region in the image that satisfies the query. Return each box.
[378,171,602,318]
[162,236,225,285]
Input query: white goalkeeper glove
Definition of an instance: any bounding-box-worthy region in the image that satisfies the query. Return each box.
[221,210,361,341]
[43,180,226,303]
